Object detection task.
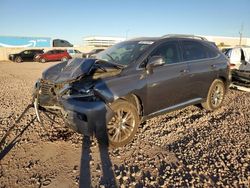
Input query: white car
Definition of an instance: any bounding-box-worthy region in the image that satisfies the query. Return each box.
[67,49,83,58]
[224,47,250,70]
[224,47,250,89]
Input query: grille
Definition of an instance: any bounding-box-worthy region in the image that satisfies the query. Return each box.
[40,80,54,95]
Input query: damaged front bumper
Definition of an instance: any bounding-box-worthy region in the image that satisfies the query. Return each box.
[59,98,113,136]
[33,80,113,136]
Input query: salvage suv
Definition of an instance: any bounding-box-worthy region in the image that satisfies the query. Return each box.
[33,35,231,147]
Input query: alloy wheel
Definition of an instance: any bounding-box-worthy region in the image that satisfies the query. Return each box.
[211,83,224,108]
[107,108,136,143]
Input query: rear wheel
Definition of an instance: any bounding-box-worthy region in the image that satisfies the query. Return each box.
[61,57,68,62]
[15,56,22,63]
[40,58,46,63]
[202,79,225,111]
[107,100,139,147]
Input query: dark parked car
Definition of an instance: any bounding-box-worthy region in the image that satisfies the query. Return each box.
[9,49,44,63]
[33,35,231,147]
[35,49,72,63]
[82,48,105,58]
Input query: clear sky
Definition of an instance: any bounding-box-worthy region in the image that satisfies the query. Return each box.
[0,0,249,44]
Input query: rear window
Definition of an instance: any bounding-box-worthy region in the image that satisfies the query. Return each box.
[182,40,218,61]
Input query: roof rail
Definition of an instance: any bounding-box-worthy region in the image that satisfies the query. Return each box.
[162,34,207,41]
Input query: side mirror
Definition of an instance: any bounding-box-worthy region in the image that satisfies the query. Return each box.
[146,56,165,74]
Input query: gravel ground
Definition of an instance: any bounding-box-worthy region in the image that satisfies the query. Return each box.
[0,61,249,188]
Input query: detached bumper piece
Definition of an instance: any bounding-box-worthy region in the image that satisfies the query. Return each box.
[59,98,113,136]
[232,70,250,88]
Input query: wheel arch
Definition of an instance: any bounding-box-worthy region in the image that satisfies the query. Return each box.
[118,94,144,117]
[218,75,230,90]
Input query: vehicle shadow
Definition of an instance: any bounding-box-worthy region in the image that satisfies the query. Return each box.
[79,136,117,188]
[0,116,36,160]
[79,136,92,188]
[76,89,117,187]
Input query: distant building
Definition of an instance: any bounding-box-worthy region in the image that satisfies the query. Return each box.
[83,36,126,48]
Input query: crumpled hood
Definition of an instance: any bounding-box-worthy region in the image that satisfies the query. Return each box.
[42,58,96,83]
[42,58,120,84]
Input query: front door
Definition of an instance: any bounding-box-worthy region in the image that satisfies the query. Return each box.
[143,40,190,115]
[21,50,33,61]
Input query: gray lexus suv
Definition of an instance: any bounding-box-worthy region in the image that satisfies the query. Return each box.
[33,35,231,147]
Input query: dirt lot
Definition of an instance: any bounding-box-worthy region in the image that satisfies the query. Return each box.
[0,61,249,187]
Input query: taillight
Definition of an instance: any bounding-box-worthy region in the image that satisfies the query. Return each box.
[229,63,236,69]
[227,60,235,69]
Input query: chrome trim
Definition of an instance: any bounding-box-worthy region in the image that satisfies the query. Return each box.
[40,105,62,110]
[136,54,220,71]
[34,98,42,123]
[147,98,202,118]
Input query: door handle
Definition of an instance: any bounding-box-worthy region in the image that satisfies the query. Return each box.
[180,69,189,73]
[211,64,217,68]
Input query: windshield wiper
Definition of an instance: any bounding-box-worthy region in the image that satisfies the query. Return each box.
[106,53,117,63]
[95,59,124,69]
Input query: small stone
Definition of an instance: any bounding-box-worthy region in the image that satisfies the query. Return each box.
[123,176,129,181]
[116,175,121,180]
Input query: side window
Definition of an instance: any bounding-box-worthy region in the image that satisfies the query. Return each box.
[23,50,30,54]
[182,40,214,61]
[150,41,181,64]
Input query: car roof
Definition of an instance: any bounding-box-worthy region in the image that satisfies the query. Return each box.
[127,35,208,43]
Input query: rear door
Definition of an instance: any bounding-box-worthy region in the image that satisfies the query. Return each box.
[180,39,220,99]
[143,40,190,114]
[54,50,64,60]
[45,50,55,60]
[21,50,33,61]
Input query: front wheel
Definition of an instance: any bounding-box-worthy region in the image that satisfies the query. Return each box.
[107,100,140,147]
[40,58,46,63]
[15,56,22,63]
[61,57,68,62]
[202,79,225,111]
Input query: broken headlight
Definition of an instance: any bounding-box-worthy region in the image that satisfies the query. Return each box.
[60,84,99,102]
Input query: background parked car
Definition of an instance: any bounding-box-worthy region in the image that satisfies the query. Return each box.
[223,46,250,88]
[67,49,83,58]
[9,49,44,63]
[223,46,250,70]
[35,49,71,63]
[82,48,104,58]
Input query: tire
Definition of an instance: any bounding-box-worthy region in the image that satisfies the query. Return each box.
[202,79,225,111]
[40,58,46,63]
[15,56,22,63]
[106,100,140,147]
[61,57,68,62]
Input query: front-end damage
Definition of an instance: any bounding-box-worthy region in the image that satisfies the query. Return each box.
[33,58,121,137]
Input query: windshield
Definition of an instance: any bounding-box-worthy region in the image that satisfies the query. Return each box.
[94,41,153,66]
